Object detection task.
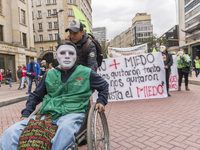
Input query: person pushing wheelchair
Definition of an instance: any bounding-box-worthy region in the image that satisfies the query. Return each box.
[0,41,109,150]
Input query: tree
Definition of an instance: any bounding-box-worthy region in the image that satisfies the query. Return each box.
[141,34,168,52]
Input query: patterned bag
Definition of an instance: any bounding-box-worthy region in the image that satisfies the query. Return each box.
[17,112,58,150]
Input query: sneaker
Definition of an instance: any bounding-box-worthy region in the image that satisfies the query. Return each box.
[26,92,31,94]
[168,93,171,97]
[19,88,23,90]
[9,87,12,89]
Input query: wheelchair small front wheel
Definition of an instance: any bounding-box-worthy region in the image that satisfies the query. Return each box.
[87,104,110,150]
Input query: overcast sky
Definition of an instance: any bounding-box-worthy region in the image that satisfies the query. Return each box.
[91,0,178,39]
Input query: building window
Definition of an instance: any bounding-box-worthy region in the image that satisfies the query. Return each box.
[49,47,53,51]
[40,47,43,52]
[48,22,52,29]
[47,10,51,17]
[39,23,42,29]
[185,0,192,5]
[31,0,33,6]
[22,33,27,47]
[47,0,50,4]
[33,24,34,30]
[55,33,58,40]
[74,0,77,4]
[68,0,72,3]
[37,0,41,5]
[185,14,200,28]
[53,9,57,15]
[0,0,2,14]
[0,25,3,41]
[38,11,42,18]
[39,35,43,41]
[185,0,200,13]
[53,0,56,3]
[21,10,25,24]
[68,9,73,16]
[49,34,53,41]
[33,35,35,42]
[54,22,58,29]
[32,11,34,20]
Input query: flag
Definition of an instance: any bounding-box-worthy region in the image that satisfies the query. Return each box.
[152,48,157,52]
[72,6,90,33]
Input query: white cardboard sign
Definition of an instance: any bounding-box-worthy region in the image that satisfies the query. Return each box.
[93,52,168,102]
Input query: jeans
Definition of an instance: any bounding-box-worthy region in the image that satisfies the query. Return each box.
[28,77,38,92]
[178,68,189,86]
[20,77,26,89]
[8,80,12,87]
[195,68,200,77]
[0,113,85,150]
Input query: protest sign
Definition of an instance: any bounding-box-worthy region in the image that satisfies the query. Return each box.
[169,55,178,91]
[93,52,168,102]
[108,43,147,58]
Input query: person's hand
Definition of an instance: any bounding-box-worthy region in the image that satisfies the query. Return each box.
[20,117,27,121]
[181,56,183,59]
[164,66,168,69]
[38,75,40,78]
[95,103,105,113]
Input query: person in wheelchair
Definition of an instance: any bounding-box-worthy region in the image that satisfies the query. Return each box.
[0,41,109,150]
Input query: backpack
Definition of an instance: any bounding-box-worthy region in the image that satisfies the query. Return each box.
[82,33,103,67]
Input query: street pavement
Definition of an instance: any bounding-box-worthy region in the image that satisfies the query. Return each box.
[1,83,200,149]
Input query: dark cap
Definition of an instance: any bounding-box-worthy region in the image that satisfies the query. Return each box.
[30,56,34,59]
[65,19,83,32]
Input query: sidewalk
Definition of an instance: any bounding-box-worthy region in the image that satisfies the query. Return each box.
[0,82,36,107]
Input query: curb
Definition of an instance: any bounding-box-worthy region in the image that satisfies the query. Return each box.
[0,96,28,107]
[183,79,200,86]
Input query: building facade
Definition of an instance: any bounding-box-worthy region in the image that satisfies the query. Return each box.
[178,0,200,59]
[161,25,179,53]
[0,0,36,81]
[32,0,92,65]
[93,27,107,45]
[132,13,153,45]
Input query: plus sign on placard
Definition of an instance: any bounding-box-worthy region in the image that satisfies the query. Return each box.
[109,59,120,69]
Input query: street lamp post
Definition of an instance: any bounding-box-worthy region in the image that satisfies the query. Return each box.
[52,9,64,44]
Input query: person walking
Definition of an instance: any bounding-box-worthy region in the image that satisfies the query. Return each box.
[0,72,2,88]
[40,60,47,78]
[17,66,22,90]
[26,56,40,94]
[177,49,191,91]
[6,69,12,89]
[19,64,27,90]
[160,45,173,97]
[193,56,200,78]
[65,19,98,72]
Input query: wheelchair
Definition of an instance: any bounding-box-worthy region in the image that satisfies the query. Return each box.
[29,104,111,150]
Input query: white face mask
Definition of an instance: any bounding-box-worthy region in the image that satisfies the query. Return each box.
[57,45,77,70]
[177,51,184,57]
[160,45,166,52]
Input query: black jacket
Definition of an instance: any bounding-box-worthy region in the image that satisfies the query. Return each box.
[163,51,173,69]
[75,32,98,72]
[6,71,12,80]
[17,70,21,79]
[21,65,109,118]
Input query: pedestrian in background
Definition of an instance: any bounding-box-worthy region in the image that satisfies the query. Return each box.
[160,45,173,97]
[40,60,47,78]
[193,56,200,78]
[65,19,98,72]
[6,69,12,89]
[48,63,54,70]
[17,66,22,90]
[0,72,2,88]
[19,64,27,90]
[26,56,40,94]
[177,49,191,91]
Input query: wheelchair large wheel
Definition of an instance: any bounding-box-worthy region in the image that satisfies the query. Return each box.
[87,104,110,150]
